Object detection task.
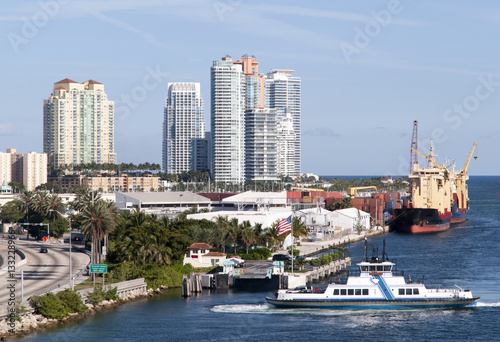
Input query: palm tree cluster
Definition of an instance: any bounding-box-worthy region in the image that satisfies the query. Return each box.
[108,208,191,267]
[187,215,309,256]
[18,190,65,222]
[52,162,161,175]
[69,188,119,264]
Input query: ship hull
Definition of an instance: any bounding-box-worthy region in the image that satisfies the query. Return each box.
[450,203,467,224]
[391,208,451,233]
[266,297,479,309]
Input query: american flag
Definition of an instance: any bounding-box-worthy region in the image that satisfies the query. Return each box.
[275,215,292,236]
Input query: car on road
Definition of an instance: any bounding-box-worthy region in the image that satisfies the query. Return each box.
[272,254,292,262]
[39,247,48,253]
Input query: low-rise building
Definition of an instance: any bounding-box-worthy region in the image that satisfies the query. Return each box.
[183,243,226,267]
[85,174,159,192]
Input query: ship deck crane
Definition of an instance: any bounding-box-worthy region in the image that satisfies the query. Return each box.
[411,142,477,210]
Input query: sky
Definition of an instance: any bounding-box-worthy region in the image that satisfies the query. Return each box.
[1,0,499,176]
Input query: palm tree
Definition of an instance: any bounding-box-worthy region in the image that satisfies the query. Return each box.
[227,218,240,254]
[240,226,256,254]
[80,200,117,264]
[18,190,35,221]
[47,194,65,221]
[32,191,49,217]
[70,187,102,212]
[292,216,309,241]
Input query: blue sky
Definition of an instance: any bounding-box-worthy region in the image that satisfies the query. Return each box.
[1,0,499,176]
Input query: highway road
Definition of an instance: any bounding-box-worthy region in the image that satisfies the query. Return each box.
[0,235,90,314]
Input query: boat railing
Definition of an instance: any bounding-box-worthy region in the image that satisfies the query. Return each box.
[346,270,405,277]
[425,286,460,294]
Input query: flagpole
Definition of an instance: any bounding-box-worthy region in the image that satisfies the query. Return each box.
[291,214,294,275]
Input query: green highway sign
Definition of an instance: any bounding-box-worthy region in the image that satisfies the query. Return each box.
[89,264,108,274]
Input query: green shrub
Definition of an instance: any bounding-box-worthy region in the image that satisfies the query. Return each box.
[57,289,88,313]
[87,287,106,306]
[32,290,88,319]
[105,287,119,301]
[32,293,68,319]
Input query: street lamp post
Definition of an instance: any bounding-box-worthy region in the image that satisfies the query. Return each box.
[50,210,73,290]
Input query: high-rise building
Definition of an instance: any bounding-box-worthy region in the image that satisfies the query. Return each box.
[210,56,301,183]
[0,149,47,190]
[43,79,116,169]
[234,54,265,110]
[276,113,296,177]
[191,132,211,172]
[163,83,205,174]
[265,69,301,177]
[244,108,277,181]
[211,57,245,183]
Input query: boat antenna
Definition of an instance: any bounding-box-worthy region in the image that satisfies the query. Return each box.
[382,239,386,262]
[363,238,368,262]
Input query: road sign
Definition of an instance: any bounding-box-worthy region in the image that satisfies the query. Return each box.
[89,264,108,274]
[42,236,48,242]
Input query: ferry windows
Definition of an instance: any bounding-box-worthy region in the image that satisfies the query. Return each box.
[399,289,405,295]
[348,289,354,295]
[406,289,412,295]
[360,266,368,271]
[413,288,419,295]
[377,266,383,272]
[355,289,361,295]
[333,289,339,295]
[369,266,376,271]
[383,266,392,272]
[341,289,347,295]
[363,289,369,295]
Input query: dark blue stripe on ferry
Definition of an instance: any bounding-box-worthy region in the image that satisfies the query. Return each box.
[373,275,394,300]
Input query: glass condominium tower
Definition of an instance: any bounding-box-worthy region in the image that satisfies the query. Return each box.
[163,82,205,174]
[43,79,116,169]
[210,56,245,183]
[265,70,301,178]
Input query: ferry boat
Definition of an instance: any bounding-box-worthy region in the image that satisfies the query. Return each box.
[266,241,479,309]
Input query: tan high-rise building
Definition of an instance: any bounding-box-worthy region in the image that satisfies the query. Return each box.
[43,79,116,169]
[0,149,47,190]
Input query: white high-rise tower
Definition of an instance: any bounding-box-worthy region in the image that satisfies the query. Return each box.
[265,70,301,177]
[210,56,245,183]
[163,82,205,174]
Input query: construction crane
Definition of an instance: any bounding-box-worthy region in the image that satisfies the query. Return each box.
[347,186,378,197]
[409,120,418,173]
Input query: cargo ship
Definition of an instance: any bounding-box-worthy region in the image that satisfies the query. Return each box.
[390,141,476,234]
[390,142,452,233]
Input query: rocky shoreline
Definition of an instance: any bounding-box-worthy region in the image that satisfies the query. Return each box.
[0,286,171,341]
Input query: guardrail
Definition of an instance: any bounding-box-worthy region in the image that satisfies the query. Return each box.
[77,278,148,302]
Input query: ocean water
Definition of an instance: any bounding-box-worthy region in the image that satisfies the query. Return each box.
[22,176,500,342]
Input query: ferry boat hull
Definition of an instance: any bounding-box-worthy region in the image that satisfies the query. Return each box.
[266,297,480,309]
[391,208,451,234]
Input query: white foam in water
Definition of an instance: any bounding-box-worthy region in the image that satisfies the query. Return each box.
[211,304,273,314]
[476,302,500,307]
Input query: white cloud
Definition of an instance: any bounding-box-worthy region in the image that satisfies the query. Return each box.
[0,123,14,136]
